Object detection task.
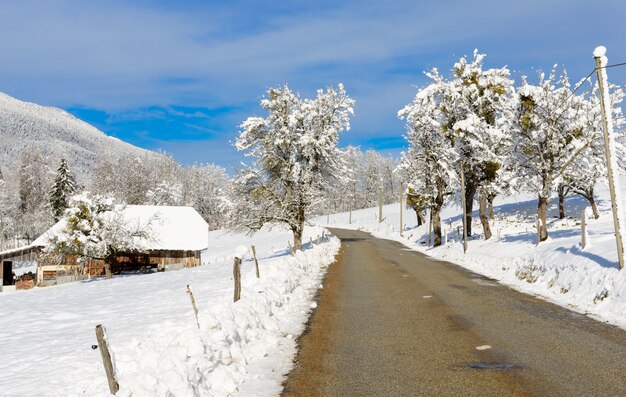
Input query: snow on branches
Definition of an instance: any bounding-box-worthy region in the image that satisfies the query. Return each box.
[46,193,155,278]
[399,50,514,244]
[232,84,354,250]
[510,67,616,240]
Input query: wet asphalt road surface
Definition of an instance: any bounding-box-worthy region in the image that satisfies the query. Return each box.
[282,228,626,397]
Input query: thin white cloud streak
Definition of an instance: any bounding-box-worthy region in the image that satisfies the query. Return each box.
[2,0,619,111]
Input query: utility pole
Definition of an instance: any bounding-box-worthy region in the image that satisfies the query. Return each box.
[379,184,383,223]
[399,182,403,236]
[594,46,624,270]
[460,162,468,253]
[349,200,352,224]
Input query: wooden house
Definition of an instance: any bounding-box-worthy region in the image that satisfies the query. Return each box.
[0,205,209,289]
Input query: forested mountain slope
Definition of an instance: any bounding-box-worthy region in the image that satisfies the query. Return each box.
[0,92,147,180]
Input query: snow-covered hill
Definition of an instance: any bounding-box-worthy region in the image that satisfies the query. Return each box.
[0,225,339,396]
[0,92,148,181]
[315,180,626,330]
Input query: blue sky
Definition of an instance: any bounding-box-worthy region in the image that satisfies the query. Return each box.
[1,0,625,168]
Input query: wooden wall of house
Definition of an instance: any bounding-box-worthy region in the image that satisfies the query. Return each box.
[0,246,41,281]
[0,246,41,263]
[116,250,200,269]
[37,250,200,278]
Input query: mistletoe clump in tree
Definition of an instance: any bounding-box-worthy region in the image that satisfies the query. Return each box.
[398,83,459,246]
[232,84,354,250]
[49,158,77,221]
[437,51,515,239]
[46,193,153,279]
[511,68,593,241]
[563,84,625,219]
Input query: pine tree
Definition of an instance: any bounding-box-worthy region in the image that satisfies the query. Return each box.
[49,158,77,221]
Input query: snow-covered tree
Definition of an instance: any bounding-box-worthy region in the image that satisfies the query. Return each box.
[180,163,230,229]
[398,83,459,245]
[232,84,354,250]
[0,169,12,242]
[146,181,182,206]
[405,186,427,226]
[511,68,592,241]
[46,193,154,279]
[565,84,625,219]
[18,148,51,214]
[49,158,77,221]
[436,51,515,239]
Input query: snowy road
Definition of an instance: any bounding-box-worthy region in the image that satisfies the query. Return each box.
[282,229,626,396]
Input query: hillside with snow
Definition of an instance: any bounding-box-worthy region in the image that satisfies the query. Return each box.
[0,92,148,181]
[0,225,338,396]
[315,179,626,330]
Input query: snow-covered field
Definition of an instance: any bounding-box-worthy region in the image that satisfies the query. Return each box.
[315,181,626,330]
[0,225,339,397]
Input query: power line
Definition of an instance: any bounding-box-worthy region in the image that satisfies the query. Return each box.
[552,68,596,120]
[553,61,626,121]
[604,61,626,69]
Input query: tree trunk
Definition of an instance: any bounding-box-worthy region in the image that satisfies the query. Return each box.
[432,205,442,246]
[586,187,600,219]
[590,196,600,219]
[487,193,495,220]
[538,196,549,242]
[292,226,303,252]
[464,179,477,236]
[292,209,305,251]
[415,209,426,227]
[478,189,492,240]
[558,185,567,219]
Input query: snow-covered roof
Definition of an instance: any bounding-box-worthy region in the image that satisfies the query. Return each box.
[33,205,209,251]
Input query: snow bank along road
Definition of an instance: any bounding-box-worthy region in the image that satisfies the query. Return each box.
[283,229,626,397]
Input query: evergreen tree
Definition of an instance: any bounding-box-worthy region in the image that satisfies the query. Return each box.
[49,158,77,221]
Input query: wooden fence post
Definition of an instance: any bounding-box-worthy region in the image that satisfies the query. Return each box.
[95,324,119,395]
[536,216,540,246]
[186,285,200,329]
[251,245,260,278]
[233,257,242,302]
[287,241,294,256]
[428,210,433,247]
[581,209,587,249]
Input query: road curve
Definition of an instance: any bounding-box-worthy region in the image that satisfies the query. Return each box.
[282,228,626,397]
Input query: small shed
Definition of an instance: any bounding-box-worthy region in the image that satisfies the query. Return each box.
[0,245,40,289]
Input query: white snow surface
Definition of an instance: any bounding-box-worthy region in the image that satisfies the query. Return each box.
[0,225,338,396]
[32,205,210,251]
[316,179,626,330]
[0,91,149,182]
